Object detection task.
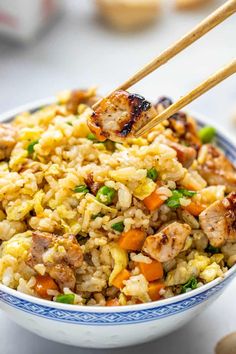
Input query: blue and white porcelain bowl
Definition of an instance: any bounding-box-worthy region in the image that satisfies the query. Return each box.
[0,99,236,349]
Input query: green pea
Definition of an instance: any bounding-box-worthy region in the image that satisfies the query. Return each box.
[147,167,158,182]
[96,186,116,205]
[87,133,97,141]
[27,140,39,154]
[111,221,125,232]
[55,294,75,304]
[198,126,216,143]
[74,185,89,193]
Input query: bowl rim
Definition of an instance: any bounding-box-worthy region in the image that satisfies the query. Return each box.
[0,96,236,313]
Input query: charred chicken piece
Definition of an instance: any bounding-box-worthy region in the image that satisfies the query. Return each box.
[168,112,201,149]
[28,231,83,290]
[199,192,236,248]
[198,144,236,193]
[168,141,196,168]
[155,96,173,111]
[155,96,201,149]
[88,90,157,142]
[142,222,191,262]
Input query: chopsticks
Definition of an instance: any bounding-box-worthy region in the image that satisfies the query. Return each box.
[135,59,236,137]
[93,0,236,109]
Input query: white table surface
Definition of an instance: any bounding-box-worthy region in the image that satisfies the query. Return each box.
[0,1,235,353]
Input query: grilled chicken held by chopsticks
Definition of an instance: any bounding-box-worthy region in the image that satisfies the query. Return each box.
[88,90,157,142]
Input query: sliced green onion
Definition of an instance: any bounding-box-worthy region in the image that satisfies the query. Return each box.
[74,185,89,193]
[198,126,216,144]
[147,167,158,182]
[96,186,116,205]
[91,212,104,220]
[166,190,183,209]
[206,244,220,254]
[166,198,181,209]
[55,294,75,304]
[178,189,196,197]
[76,235,89,245]
[111,221,125,232]
[27,140,39,154]
[181,277,198,293]
[104,140,116,152]
[166,189,196,209]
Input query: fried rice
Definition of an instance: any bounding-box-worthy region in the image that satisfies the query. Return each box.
[0,88,235,306]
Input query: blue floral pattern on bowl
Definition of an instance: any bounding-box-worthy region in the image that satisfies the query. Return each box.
[0,272,234,325]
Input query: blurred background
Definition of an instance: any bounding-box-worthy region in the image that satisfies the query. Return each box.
[0,1,235,354]
[0,0,235,133]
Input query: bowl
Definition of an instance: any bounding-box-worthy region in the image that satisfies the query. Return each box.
[0,98,236,349]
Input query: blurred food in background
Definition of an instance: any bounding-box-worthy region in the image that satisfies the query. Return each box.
[215,332,236,354]
[175,0,214,10]
[95,0,161,31]
[94,0,219,32]
[0,0,219,40]
[0,0,64,42]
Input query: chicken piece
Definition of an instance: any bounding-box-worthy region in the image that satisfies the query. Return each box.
[66,88,99,114]
[0,124,17,160]
[199,192,236,248]
[198,144,236,193]
[48,264,76,290]
[29,231,83,268]
[155,96,173,112]
[142,222,191,262]
[168,141,196,168]
[28,231,83,290]
[168,112,201,149]
[88,90,157,143]
[85,172,102,195]
[155,96,201,150]
[29,231,51,265]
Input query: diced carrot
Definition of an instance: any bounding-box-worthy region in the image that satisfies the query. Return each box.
[135,299,143,304]
[87,117,106,142]
[106,298,120,306]
[184,201,206,216]
[111,269,131,289]
[143,191,164,211]
[118,229,146,251]
[148,282,165,301]
[34,275,58,299]
[183,184,199,191]
[138,260,164,281]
